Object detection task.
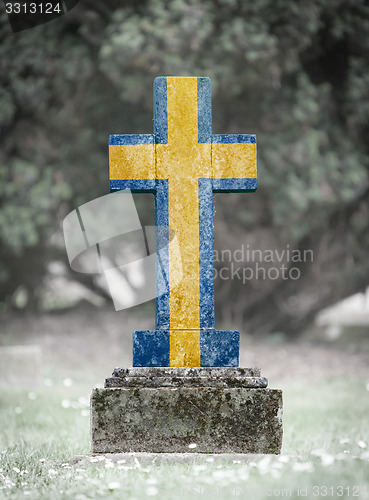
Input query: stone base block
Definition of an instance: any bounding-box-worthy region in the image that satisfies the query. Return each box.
[91,368,283,454]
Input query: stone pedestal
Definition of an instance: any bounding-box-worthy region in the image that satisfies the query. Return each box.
[91,368,283,454]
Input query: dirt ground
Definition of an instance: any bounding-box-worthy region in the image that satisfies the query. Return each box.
[1,303,369,388]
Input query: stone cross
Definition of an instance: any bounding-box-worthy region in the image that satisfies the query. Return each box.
[109,77,257,367]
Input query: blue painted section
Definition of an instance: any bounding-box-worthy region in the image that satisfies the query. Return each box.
[155,180,170,330]
[200,330,240,367]
[110,180,156,193]
[197,77,212,144]
[154,77,168,145]
[134,329,239,367]
[212,134,256,144]
[198,179,215,328]
[109,134,154,146]
[133,330,170,367]
[213,178,257,193]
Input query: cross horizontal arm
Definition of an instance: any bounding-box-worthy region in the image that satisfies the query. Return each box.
[109,134,155,192]
[212,134,257,192]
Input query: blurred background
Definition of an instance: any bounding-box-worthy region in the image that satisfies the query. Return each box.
[1,0,369,385]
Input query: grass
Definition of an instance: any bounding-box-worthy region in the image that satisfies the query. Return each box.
[1,377,369,499]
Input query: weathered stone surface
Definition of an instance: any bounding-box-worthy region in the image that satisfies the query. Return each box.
[113,367,261,377]
[105,375,268,388]
[106,367,266,388]
[91,384,283,454]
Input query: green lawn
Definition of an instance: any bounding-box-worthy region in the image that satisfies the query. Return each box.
[1,377,369,499]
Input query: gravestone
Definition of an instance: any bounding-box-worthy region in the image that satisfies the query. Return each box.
[0,345,42,388]
[91,77,283,453]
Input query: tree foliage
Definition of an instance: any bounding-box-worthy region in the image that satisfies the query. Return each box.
[0,0,369,333]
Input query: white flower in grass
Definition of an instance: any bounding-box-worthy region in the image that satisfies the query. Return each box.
[90,458,99,463]
[212,469,227,478]
[13,467,20,474]
[15,407,22,414]
[81,410,89,417]
[39,459,46,463]
[256,456,272,474]
[116,459,126,464]
[321,454,335,466]
[339,438,349,445]
[146,477,158,485]
[238,468,249,481]
[61,400,70,409]
[358,440,367,449]
[193,464,207,471]
[48,469,58,477]
[63,378,73,387]
[104,462,114,469]
[272,461,283,470]
[24,491,31,496]
[117,465,130,470]
[27,392,37,400]
[311,449,325,457]
[188,443,197,449]
[336,453,350,460]
[292,462,314,472]
[78,397,89,408]
[146,486,158,496]
[271,468,281,479]
[108,482,121,491]
[206,457,214,463]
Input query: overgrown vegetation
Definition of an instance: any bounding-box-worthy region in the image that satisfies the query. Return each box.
[1,0,369,334]
[1,378,369,499]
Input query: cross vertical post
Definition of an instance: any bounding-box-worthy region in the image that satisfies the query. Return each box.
[109,76,257,367]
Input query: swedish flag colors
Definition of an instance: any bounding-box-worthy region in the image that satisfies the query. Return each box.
[109,77,257,367]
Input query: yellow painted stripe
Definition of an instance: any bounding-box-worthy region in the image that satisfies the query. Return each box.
[109,144,155,180]
[169,330,201,367]
[212,143,257,179]
[156,77,211,366]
